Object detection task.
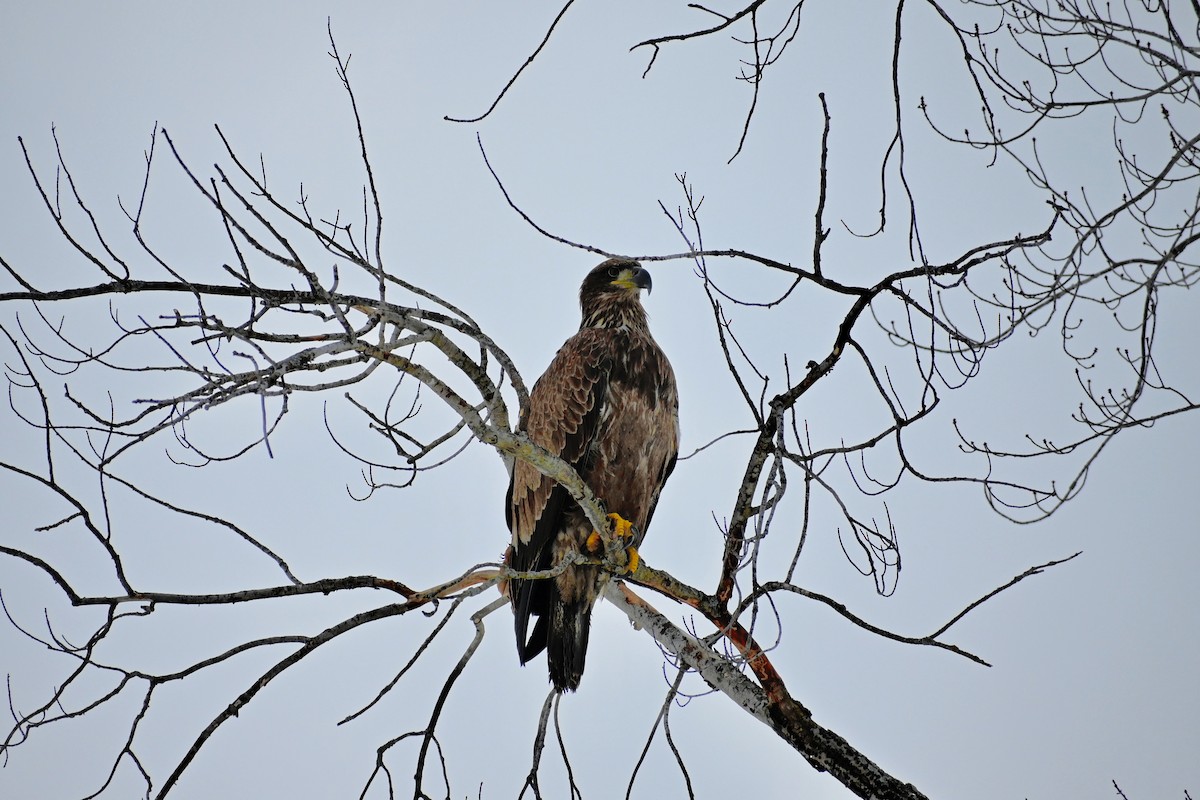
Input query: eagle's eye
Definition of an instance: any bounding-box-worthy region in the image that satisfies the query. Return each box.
[607,266,622,278]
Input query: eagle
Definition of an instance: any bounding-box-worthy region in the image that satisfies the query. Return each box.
[505,258,679,692]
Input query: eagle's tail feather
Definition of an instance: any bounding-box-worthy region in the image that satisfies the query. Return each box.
[518,608,550,664]
[547,598,592,692]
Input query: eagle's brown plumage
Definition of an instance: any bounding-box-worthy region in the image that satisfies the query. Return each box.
[505,258,679,692]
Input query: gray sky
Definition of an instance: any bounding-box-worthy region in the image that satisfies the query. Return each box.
[2,3,1197,799]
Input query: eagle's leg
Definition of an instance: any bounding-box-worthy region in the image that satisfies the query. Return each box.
[584,513,640,573]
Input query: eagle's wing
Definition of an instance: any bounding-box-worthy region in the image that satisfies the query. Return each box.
[505,330,611,661]
[641,447,678,534]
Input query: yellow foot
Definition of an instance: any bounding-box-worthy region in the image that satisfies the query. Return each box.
[584,530,604,555]
[606,512,634,541]
[606,513,639,573]
[585,514,640,572]
[625,545,640,574]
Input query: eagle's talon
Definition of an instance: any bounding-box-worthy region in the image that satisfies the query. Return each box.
[606,512,635,541]
[584,530,604,555]
[603,513,639,572]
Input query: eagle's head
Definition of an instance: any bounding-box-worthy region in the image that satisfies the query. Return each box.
[579,258,653,330]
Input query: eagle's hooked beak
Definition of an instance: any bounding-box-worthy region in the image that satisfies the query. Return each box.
[613,266,653,295]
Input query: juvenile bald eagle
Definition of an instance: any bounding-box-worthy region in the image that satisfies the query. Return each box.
[505,258,679,692]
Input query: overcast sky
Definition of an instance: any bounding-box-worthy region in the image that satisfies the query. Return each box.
[2,3,1198,799]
